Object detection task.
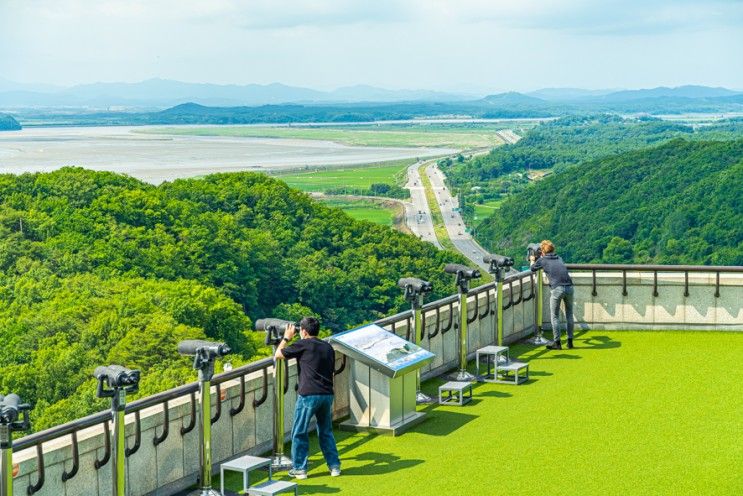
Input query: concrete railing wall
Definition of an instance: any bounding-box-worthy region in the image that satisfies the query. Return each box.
[10,266,741,495]
[541,270,743,331]
[12,359,352,496]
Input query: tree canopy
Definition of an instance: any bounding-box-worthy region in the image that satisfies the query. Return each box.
[475,139,743,265]
[0,168,467,429]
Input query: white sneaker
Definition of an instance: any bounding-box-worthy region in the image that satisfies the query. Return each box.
[288,469,307,480]
[330,467,341,477]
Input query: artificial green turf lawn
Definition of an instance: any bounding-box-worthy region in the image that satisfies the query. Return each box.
[220,331,743,495]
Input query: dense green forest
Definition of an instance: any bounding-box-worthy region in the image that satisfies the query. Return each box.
[443,115,743,220]
[0,113,21,130]
[475,139,743,265]
[0,169,467,429]
[446,115,742,183]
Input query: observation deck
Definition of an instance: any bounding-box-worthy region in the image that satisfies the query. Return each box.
[8,264,743,495]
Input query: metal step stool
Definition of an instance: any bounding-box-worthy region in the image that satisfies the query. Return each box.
[493,360,529,385]
[221,455,273,496]
[247,480,298,496]
[438,381,473,405]
[475,345,510,381]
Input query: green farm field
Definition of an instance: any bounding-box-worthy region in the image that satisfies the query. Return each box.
[473,199,504,220]
[321,198,400,227]
[141,123,515,148]
[274,159,412,193]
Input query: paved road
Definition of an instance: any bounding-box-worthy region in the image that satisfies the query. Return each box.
[404,160,442,249]
[401,129,521,266]
[496,129,522,145]
[425,164,491,271]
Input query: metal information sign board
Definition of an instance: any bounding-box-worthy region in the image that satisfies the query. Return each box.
[330,324,434,378]
[330,324,434,435]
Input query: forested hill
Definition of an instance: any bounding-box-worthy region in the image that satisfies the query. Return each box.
[0,113,21,130]
[476,139,743,265]
[0,169,466,429]
[445,115,743,185]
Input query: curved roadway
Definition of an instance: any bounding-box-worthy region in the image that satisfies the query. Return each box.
[403,160,442,249]
[403,129,520,269]
[425,164,490,271]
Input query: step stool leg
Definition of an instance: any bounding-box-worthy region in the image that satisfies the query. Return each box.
[221,467,224,496]
[244,469,249,494]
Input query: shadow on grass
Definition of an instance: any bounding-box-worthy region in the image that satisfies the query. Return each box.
[545,353,582,360]
[416,408,478,436]
[223,485,341,496]
[341,451,424,476]
[297,484,342,494]
[477,390,513,398]
[578,334,622,349]
[514,331,621,362]
[336,432,379,456]
[527,370,554,377]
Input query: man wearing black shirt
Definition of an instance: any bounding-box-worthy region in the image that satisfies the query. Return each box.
[275,316,340,479]
[530,240,575,350]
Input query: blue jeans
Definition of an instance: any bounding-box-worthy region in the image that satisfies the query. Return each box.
[549,285,575,342]
[290,394,340,472]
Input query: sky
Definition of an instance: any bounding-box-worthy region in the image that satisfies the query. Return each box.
[1,0,741,93]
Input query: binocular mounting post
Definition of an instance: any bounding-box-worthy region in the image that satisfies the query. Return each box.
[271,347,293,471]
[93,366,140,496]
[177,341,231,496]
[399,278,434,403]
[444,265,480,382]
[490,265,506,347]
[0,394,30,496]
[254,320,294,471]
[526,268,549,345]
[525,246,549,346]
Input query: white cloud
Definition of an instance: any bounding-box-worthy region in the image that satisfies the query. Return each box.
[0,0,740,90]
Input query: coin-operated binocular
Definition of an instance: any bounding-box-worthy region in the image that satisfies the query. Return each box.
[254,319,295,471]
[255,319,298,347]
[484,254,514,282]
[93,365,140,496]
[0,394,31,496]
[398,277,433,306]
[483,253,515,346]
[527,243,542,262]
[444,263,481,381]
[398,277,434,403]
[177,341,231,496]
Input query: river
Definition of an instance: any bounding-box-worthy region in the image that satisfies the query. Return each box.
[0,126,456,184]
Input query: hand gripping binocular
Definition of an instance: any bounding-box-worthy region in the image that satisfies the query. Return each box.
[255,319,298,346]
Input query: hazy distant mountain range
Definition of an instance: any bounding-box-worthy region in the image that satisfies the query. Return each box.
[0,77,740,110]
[0,78,472,108]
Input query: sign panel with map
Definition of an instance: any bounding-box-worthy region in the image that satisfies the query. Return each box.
[330,323,434,377]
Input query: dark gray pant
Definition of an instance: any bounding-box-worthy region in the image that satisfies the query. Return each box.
[549,285,574,342]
